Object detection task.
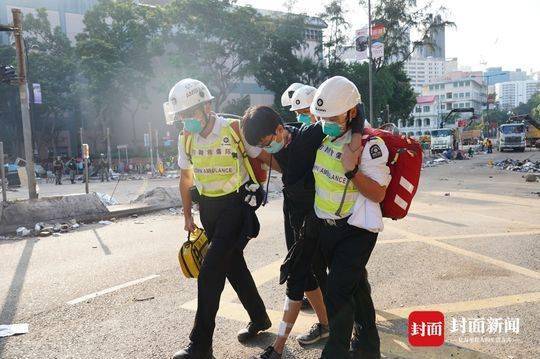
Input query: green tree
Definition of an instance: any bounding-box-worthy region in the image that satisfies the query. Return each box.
[327,61,415,125]
[0,45,21,157]
[319,0,350,66]
[166,0,266,111]
[23,9,79,157]
[76,0,164,143]
[252,11,322,120]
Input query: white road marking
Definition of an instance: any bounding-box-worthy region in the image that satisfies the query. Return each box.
[67,274,160,305]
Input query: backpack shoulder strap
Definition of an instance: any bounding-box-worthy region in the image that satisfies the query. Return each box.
[226,119,258,185]
[183,132,193,164]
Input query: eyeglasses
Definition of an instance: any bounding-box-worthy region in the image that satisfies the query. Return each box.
[257,134,276,149]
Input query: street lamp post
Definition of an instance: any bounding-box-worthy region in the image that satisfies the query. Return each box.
[3,9,39,199]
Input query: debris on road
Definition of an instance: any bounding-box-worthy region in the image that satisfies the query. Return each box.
[423,157,452,168]
[95,192,119,206]
[524,174,538,183]
[38,228,53,237]
[98,220,113,225]
[532,192,540,197]
[134,296,155,302]
[16,227,31,237]
[444,193,451,196]
[131,213,139,218]
[0,323,29,338]
[132,187,181,208]
[493,158,540,173]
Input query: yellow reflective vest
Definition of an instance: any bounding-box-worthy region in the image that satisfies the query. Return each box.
[313,134,359,218]
[181,121,246,197]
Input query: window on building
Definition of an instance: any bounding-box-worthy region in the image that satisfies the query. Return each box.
[459,93,464,98]
[416,119,422,127]
[466,102,470,107]
[459,103,464,108]
[446,92,452,99]
[429,85,434,90]
[466,92,470,98]
[441,104,445,110]
[416,131,422,136]
[424,118,431,127]
[415,106,421,113]
[453,93,458,98]
[423,105,430,112]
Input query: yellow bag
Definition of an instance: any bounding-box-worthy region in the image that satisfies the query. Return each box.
[178,226,209,278]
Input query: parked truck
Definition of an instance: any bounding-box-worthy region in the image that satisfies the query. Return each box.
[497,114,540,152]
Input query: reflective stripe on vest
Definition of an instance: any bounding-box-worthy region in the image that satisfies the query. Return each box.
[313,136,359,217]
[189,124,247,197]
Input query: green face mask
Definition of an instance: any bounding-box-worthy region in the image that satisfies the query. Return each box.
[321,120,343,137]
[297,113,311,126]
[183,118,203,133]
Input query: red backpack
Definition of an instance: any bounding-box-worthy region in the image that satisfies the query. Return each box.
[362,127,423,220]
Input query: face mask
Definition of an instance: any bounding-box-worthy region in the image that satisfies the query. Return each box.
[264,138,284,154]
[321,120,344,137]
[183,118,203,133]
[297,113,311,126]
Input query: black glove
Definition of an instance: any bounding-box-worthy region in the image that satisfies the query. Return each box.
[241,182,264,210]
[349,103,366,134]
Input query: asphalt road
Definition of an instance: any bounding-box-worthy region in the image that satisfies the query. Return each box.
[1,150,539,358]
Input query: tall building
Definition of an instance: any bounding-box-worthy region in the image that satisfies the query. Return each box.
[416,15,445,59]
[403,56,446,93]
[484,67,529,86]
[494,80,540,110]
[0,0,97,43]
[421,73,487,115]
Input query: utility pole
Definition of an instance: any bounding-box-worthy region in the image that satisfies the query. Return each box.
[148,122,154,175]
[0,142,7,202]
[367,0,374,126]
[12,9,37,200]
[386,104,390,123]
[106,127,111,173]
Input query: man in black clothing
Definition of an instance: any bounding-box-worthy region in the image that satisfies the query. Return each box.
[243,106,329,358]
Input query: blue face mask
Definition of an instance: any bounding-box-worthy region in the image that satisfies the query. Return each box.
[297,113,311,126]
[183,118,203,133]
[321,120,343,137]
[264,138,284,154]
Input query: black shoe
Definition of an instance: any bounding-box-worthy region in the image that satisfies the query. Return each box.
[172,343,213,359]
[237,316,272,343]
[350,332,380,359]
[250,346,282,359]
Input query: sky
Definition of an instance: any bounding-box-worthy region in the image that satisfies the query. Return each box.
[238,0,540,74]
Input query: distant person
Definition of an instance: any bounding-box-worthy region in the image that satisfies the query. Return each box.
[53,156,64,185]
[98,154,109,182]
[486,138,493,154]
[67,157,77,184]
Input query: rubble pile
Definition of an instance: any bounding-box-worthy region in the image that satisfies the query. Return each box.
[493,158,540,173]
[423,157,452,168]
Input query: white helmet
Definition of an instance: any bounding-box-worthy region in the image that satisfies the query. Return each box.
[290,85,317,111]
[310,76,361,118]
[280,82,304,107]
[163,78,214,124]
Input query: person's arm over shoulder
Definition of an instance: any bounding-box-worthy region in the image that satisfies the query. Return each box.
[299,122,326,151]
[343,137,390,203]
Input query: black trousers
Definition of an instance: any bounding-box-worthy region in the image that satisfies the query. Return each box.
[319,221,379,359]
[283,191,328,301]
[189,193,268,351]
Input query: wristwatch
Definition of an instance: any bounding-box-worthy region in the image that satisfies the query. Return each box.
[345,166,359,180]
